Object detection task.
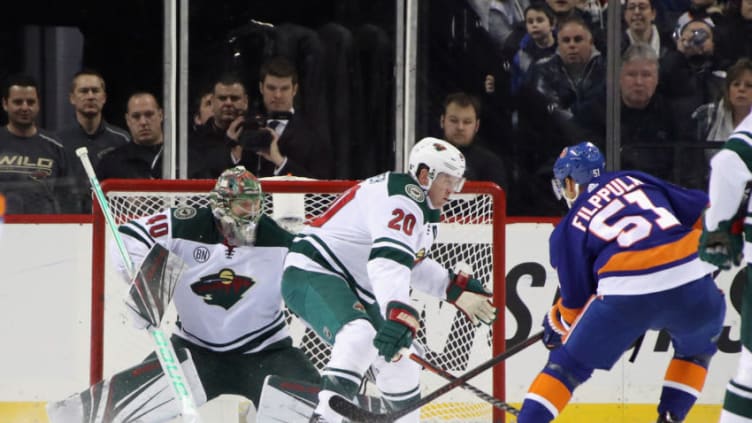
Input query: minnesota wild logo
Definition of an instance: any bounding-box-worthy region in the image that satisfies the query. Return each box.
[190,269,255,309]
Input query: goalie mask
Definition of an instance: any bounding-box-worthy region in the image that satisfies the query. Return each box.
[210,166,263,246]
[552,141,605,208]
[408,137,466,192]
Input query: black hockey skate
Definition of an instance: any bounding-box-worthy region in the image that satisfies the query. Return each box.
[656,411,683,422]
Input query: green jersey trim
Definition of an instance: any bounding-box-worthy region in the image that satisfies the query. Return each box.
[369,246,414,269]
[119,221,154,250]
[386,173,440,223]
[255,215,295,248]
[291,235,376,303]
[171,208,223,244]
[178,310,288,353]
[725,133,752,171]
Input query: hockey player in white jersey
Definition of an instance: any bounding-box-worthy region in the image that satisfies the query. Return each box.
[700,112,752,423]
[281,137,498,423]
[48,166,319,422]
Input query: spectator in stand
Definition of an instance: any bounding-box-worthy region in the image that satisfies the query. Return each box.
[0,74,69,214]
[622,0,675,58]
[715,0,752,69]
[673,0,725,35]
[188,73,249,179]
[192,89,213,129]
[509,4,558,95]
[238,55,334,179]
[499,0,604,64]
[96,92,163,180]
[693,57,752,143]
[439,92,508,194]
[513,16,606,215]
[659,18,726,142]
[58,70,130,213]
[487,0,531,52]
[578,44,678,180]
[523,16,605,124]
[545,0,605,51]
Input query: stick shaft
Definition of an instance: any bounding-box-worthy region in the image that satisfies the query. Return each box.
[408,353,519,416]
[76,147,201,422]
[331,331,543,422]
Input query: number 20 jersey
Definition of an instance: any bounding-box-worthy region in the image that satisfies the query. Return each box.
[284,172,449,313]
[551,170,717,311]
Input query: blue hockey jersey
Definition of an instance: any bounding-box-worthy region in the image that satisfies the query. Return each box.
[550,170,717,312]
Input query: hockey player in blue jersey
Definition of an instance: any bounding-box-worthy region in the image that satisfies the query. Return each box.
[516,142,726,423]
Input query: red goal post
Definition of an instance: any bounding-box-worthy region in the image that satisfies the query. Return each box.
[90,178,507,422]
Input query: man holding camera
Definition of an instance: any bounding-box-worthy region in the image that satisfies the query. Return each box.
[236,55,334,179]
[188,73,251,179]
[658,18,725,142]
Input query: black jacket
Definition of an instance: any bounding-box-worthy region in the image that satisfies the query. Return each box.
[239,112,334,179]
[188,118,239,179]
[58,120,130,212]
[96,142,163,180]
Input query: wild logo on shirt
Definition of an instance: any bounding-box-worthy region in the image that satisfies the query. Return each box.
[571,176,644,232]
[190,268,255,309]
[0,155,55,176]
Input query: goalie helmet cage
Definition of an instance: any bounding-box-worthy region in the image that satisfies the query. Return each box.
[90,178,507,423]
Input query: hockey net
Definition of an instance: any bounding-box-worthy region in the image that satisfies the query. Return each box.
[91,178,506,422]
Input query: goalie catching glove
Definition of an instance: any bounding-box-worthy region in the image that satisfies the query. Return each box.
[445,263,497,326]
[699,218,743,270]
[374,301,420,362]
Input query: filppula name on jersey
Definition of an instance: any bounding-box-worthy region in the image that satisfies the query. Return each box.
[571,176,644,232]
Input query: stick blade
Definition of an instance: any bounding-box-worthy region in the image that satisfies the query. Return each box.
[329,395,393,423]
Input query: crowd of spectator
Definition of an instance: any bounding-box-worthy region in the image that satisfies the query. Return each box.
[2,0,752,217]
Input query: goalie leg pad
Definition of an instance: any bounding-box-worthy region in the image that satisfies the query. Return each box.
[46,348,206,423]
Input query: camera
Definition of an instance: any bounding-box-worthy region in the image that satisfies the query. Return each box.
[684,28,709,48]
[238,111,293,152]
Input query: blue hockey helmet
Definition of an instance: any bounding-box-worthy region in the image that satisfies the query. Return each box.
[552,142,605,204]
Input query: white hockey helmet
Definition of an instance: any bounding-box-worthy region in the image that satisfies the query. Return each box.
[408,137,466,191]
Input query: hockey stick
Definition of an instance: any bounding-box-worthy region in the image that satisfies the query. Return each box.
[76,147,202,423]
[331,330,543,422]
[407,352,520,416]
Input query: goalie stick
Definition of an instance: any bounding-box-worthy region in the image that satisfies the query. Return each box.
[76,147,202,423]
[330,331,544,422]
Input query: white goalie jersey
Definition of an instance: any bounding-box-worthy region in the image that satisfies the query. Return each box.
[284,172,452,314]
[114,208,293,353]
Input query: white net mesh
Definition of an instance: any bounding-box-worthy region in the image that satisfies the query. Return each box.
[95,180,504,422]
